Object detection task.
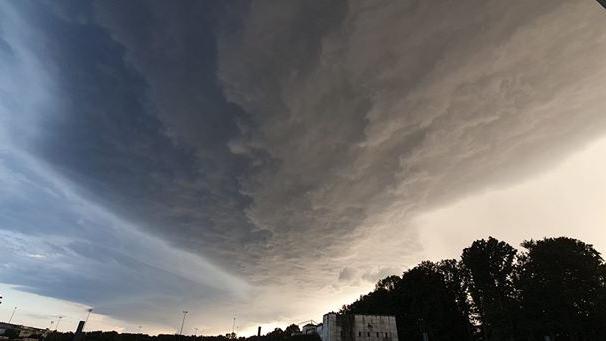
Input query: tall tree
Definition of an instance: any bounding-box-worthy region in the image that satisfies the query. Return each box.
[343,262,472,341]
[516,237,606,340]
[284,324,301,336]
[461,237,518,340]
[436,259,474,338]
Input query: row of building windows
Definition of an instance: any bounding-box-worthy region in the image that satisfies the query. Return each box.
[357,332,392,338]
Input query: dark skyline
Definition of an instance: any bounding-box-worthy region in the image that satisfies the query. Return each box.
[1,0,606,335]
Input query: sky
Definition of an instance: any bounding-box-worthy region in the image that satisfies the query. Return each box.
[1,0,606,336]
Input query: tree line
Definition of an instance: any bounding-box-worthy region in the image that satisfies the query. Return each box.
[38,325,319,341]
[29,236,606,341]
[341,237,606,341]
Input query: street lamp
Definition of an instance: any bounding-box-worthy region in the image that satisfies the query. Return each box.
[82,308,93,332]
[8,307,17,323]
[55,316,64,331]
[85,308,93,324]
[179,311,189,335]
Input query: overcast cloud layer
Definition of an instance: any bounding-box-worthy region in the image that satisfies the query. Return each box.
[2,0,606,334]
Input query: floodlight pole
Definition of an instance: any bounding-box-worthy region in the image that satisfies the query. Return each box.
[179,311,189,335]
[85,308,93,324]
[8,307,17,323]
[55,316,64,331]
[84,308,94,331]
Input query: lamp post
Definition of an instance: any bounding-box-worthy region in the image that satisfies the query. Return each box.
[8,307,17,323]
[85,308,93,324]
[55,316,64,331]
[179,311,189,335]
[83,308,93,332]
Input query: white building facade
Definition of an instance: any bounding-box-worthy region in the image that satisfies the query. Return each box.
[318,313,398,341]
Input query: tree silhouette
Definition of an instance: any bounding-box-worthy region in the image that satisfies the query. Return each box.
[461,237,518,340]
[516,237,606,340]
[343,261,472,341]
[284,325,301,336]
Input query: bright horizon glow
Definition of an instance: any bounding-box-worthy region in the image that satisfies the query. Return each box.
[417,136,606,262]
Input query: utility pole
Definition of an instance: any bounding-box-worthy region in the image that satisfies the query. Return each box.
[8,307,17,323]
[179,311,189,335]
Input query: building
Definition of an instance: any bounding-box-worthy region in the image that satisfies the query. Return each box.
[0,322,47,339]
[317,313,398,341]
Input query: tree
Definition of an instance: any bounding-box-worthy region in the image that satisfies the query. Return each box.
[284,324,300,336]
[461,237,518,340]
[516,237,606,340]
[375,275,401,292]
[343,262,472,341]
[266,328,285,341]
[436,260,474,338]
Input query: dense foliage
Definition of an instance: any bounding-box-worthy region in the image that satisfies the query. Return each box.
[342,237,606,341]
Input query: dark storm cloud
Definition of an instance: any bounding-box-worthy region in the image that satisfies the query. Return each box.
[3,0,606,332]
[0,0,249,330]
[89,2,271,271]
[217,0,606,277]
[2,0,265,275]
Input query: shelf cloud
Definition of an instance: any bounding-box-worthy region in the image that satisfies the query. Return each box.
[2,0,606,334]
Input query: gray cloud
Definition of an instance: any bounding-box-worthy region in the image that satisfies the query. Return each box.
[338,267,357,282]
[361,268,402,284]
[217,0,606,281]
